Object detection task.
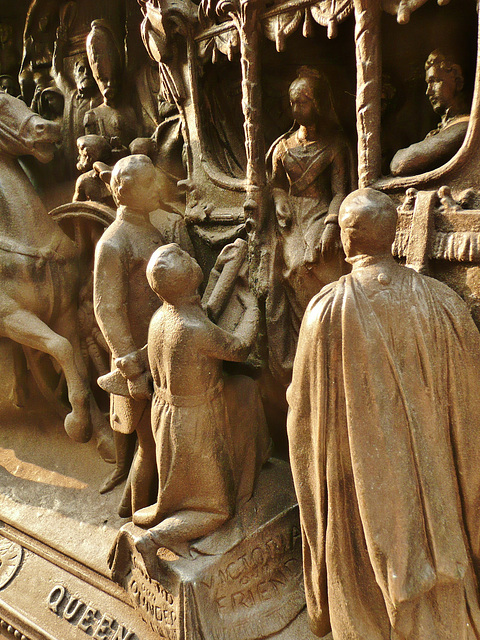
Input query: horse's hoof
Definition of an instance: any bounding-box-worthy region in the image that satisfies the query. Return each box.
[64,410,92,443]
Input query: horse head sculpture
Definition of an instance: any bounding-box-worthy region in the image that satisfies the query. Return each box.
[0,93,61,163]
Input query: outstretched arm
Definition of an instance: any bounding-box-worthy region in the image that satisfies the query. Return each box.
[202,295,260,363]
[390,120,468,177]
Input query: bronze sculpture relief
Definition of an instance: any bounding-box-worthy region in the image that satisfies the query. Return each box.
[2,2,480,639]
[0,93,113,458]
[93,154,193,511]
[267,66,352,382]
[133,243,270,568]
[85,20,137,152]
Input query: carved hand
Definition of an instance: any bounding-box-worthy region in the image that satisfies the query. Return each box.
[127,372,152,401]
[319,223,340,261]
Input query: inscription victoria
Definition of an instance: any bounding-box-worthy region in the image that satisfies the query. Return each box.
[202,525,303,614]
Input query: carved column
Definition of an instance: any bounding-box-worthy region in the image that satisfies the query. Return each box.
[227,0,268,294]
[353,0,382,186]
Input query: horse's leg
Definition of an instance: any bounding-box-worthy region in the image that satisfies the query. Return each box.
[1,307,92,442]
[51,304,115,463]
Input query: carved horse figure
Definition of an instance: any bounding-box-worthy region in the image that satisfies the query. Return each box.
[0,93,113,458]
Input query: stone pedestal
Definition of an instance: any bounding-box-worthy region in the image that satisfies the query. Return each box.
[109,460,311,640]
[0,524,158,640]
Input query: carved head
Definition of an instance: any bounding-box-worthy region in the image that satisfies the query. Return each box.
[0,94,61,162]
[73,56,97,99]
[109,154,162,212]
[39,87,64,120]
[129,137,156,159]
[147,243,203,303]
[0,24,13,46]
[339,189,397,259]
[86,20,123,107]
[76,135,111,172]
[425,50,464,115]
[289,67,336,126]
[0,75,16,97]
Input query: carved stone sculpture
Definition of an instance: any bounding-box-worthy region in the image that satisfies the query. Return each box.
[4,3,480,640]
[37,85,64,124]
[131,243,271,566]
[287,187,480,639]
[58,55,103,176]
[266,66,352,382]
[390,50,470,176]
[93,154,194,508]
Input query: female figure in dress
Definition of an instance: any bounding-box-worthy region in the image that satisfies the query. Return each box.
[267,66,353,382]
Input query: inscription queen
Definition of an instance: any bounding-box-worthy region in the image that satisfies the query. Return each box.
[47,585,137,640]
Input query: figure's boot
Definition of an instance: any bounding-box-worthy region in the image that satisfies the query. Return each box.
[118,476,133,519]
[90,396,115,462]
[100,431,136,494]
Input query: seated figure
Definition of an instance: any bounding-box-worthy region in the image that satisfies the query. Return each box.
[134,243,271,567]
[390,50,470,176]
[287,187,480,639]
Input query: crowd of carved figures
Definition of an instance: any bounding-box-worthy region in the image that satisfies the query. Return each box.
[4,0,480,638]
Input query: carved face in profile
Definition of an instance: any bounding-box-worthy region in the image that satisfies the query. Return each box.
[76,135,110,172]
[111,155,162,213]
[87,22,122,107]
[74,58,96,98]
[425,65,459,115]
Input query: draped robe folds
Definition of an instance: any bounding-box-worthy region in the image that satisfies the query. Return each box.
[266,131,352,384]
[287,260,480,640]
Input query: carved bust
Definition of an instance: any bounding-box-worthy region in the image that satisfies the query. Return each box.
[390,50,470,176]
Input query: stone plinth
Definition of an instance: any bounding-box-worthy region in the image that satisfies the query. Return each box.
[110,460,308,640]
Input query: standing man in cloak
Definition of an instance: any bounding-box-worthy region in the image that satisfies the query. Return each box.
[287,188,480,640]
